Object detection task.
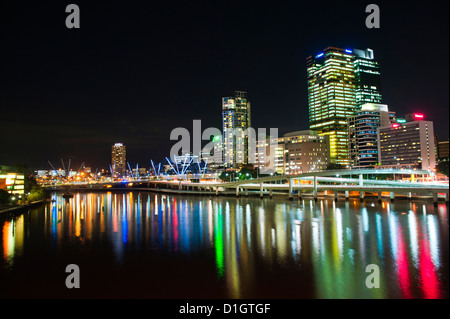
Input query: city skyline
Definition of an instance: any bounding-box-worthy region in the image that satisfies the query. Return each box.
[1,1,448,171]
[1,1,449,304]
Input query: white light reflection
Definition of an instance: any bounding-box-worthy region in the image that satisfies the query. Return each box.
[335,208,343,255]
[362,208,369,232]
[388,211,398,261]
[258,206,265,257]
[427,214,440,268]
[246,204,251,249]
[408,210,419,268]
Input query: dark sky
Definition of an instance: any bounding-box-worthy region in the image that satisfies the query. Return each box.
[1,0,448,171]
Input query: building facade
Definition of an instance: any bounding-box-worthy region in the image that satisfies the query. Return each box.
[348,103,395,167]
[307,47,382,167]
[111,143,126,177]
[353,48,382,107]
[222,91,251,168]
[377,116,436,170]
[307,47,357,166]
[438,139,449,159]
[256,130,330,174]
[0,172,25,196]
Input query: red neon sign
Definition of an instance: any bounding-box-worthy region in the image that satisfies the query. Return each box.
[414,113,424,119]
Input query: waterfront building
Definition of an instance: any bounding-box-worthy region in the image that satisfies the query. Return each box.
[377,114,436,170]
[307,47,382,166]
[256,136,286,174]
[307,47,357,166]
[283,131,330,174]
[222,91,251,169]
[111,143,126,177]
[347,103,395,168]
[256,130,330,174]
[0,171,25,195]
[353,48,382,107]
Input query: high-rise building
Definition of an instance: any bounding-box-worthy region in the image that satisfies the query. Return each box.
[307,47,357,166]
[307,47,382,166]
[377,114,436,170]
[353,48,382,107]
[222,91,251,168]
[111,143,126,177]
[256,130,330,174]
[348,103,395,167]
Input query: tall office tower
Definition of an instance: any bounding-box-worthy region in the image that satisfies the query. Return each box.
[307,47,356,166]
[353,48,382,107]
[377,114,436,170]
[348,103,395,168]
[222,91,251,168]
[111,143,126,177]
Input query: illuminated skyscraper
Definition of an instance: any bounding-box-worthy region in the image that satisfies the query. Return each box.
[348,103,395,168]
[353,48,382,107]
[111,143,126,177]
[307,47,356,166]
[222,91,251,168]
[307,47,382,166]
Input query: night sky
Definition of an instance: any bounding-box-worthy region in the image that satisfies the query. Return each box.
[1,0,448,171]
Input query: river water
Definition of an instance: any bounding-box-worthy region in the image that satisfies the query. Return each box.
[0,191,448,298]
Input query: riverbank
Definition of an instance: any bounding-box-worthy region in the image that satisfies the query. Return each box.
[0,199,48,217]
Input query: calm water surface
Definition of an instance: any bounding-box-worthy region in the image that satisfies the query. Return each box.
[0,192,448,298]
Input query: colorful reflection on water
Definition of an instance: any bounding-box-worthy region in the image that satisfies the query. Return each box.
[0,192,448,299]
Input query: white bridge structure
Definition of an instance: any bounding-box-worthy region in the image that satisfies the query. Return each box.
[44,168,449,203]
